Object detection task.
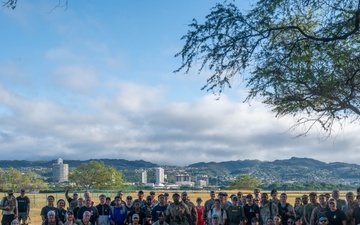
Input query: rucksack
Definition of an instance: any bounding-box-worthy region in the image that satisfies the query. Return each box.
[210,208,228,225]
[110,205,126,218]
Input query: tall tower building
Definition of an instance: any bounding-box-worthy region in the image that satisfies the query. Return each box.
[140,170,147,184]
[155,167,164,185]
[53,158,69,182]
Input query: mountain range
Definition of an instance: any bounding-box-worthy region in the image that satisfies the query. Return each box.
[1,157,359,185]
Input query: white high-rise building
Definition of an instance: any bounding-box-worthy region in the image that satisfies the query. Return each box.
[53,158,69,182]
[155,167,164,185]
[140,170,147,184]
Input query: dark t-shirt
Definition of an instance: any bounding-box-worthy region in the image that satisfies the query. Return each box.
[352,207,360,225]
[59,208,67,223]
[244,204,260,225]
[326,209,346,225]
[16,196,30,213]
[128,210,147,224]
[77,206,99,225]
[151,204,168,222]
[96,203,111,215]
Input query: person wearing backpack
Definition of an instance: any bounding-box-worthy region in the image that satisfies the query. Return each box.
[278,193,295,225]
[109,196,128,225]
[207,199,227,225]
[1,190,18,225]
[259,193,278,225]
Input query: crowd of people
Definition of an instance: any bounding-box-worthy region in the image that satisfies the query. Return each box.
[2,188,360,225]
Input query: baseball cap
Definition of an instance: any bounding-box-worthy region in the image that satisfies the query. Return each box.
[7,190,13,195]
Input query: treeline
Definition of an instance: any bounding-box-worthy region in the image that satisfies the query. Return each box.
[0,167,48,191]
[262,182,356,191]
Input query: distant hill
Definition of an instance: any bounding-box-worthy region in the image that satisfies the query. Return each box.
[1,157,360,185]
[188,157,360,185]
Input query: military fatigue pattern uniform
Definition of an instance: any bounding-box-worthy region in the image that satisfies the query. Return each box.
[259,202,278,225]
[203,200,215,222]
[166,202,191,225]
[184,201,197,225]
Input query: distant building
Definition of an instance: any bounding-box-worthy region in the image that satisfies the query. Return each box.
[155,167,164,185]
[175,174,194,187]
[140,170,147,184]
[176,174,191,182]
[196,175,209,186]
[196,180,207,187]
[53,158,69,182]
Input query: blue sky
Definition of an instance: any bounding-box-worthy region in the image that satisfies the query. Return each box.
[1,1,359,166]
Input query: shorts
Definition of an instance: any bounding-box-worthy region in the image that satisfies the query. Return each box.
[18,212,29,224]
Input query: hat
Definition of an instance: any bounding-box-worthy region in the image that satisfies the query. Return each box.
[196,197,202,202]
[210,190,215,194]
[182,191,187,196]
[251,218,259,223]
[329,198,336,204]
[7,190,13,195]
[232,196,238,201]
[20,189,25,192]
[150,191,155,195]
[132,214,140,220]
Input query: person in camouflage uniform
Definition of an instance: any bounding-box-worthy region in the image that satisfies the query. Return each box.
[259,193,278,225]
[182,192,197,225]
[203,191,216,224]
[166,193,192,225]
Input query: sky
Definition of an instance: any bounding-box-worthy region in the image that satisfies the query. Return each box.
[1,1,360,166]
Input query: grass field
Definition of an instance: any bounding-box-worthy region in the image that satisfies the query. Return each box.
[1,190,341,225]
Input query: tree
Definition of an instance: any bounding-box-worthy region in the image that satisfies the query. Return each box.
[3,0,68,10]
[69,161,123,190]
[176,0,360,136]
[229,175,261,190]
[0,168,48,191]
